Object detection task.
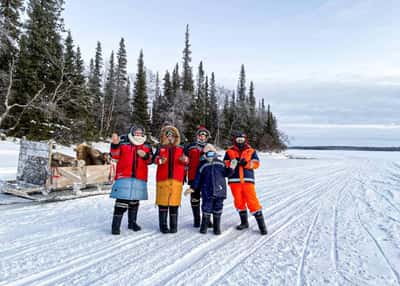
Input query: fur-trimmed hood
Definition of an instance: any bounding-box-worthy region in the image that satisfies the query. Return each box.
[160,125,181,146]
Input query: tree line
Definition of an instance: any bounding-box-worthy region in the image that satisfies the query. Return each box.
[0,0,286,151]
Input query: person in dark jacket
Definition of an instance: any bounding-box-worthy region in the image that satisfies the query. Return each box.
[184,125,211,227]
[109,126,153,235]
[189,144,236,235]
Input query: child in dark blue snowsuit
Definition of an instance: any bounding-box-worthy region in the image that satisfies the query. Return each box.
[191,144,236,235]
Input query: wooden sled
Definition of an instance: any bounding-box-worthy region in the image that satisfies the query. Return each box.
[1,140,115,203]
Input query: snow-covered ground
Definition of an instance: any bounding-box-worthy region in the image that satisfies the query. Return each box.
[1,141,400,285]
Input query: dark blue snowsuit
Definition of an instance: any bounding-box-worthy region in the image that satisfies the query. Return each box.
[192,157,233,214]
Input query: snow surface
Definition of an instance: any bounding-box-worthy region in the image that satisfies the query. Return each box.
[1,141,400,285]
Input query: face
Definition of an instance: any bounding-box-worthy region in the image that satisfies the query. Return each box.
[134,130,143,137]
[166,130,176,144]
[197,131,208,142]
[235,137,246,144]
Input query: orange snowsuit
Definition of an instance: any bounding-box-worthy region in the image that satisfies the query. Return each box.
[224,144,262,213]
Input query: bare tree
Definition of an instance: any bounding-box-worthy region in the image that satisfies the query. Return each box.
[0,59,45,130]
[0,56,77,139]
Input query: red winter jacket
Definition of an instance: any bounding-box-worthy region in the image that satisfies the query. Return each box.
[110,140,153,181]
[184,142,205,183]
[154,145,187,182]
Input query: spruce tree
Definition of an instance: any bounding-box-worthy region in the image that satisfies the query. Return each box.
[75,46,85,85]
[209,72,219,141]
[12,0,65,139]
[0,0,23,70]
[172,63,180,98]
[247,81,257,144]
[132,50,150,131]
[74,45,95,141]
[113,38,130,134]
[182,24,194,93]
[236,64,248,132]
[195,61,206,125]
[221,93,230,146]
[104,51,116,135]
[88,41,103,135]
[151,72,166,137]
[63,31,75,78]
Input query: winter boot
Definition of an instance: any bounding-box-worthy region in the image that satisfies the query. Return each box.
[111,201,128,235]
[254,211,268,235]
[191,205,201,228]
[128,201,141,231]
[213,213,222,235]
[159,206,169,234]
[111,214,123,235]
[169,206,178,233]
[208,217,213,228]
[200,213,211,234]
[236,210,249,230]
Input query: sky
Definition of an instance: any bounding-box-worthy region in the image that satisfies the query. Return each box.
[63,0,400,146]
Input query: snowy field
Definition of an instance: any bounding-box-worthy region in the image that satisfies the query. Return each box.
[1,141,400,285]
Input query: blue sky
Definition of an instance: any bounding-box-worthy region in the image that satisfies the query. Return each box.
[63,0,400,143]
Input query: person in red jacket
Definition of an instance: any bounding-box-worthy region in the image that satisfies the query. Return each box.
[184,125,211,227]
[109,126,153,235]
[154,125,189,233]
[224,131,267,235]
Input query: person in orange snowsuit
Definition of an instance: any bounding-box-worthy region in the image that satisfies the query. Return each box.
[224,131,267,235]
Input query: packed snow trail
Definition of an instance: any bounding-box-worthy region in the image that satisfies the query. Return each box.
[1,150,400,285]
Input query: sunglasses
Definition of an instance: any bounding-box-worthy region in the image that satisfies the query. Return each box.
[198,131,208,137]
[235,137,246,143]
[165,130,176,137]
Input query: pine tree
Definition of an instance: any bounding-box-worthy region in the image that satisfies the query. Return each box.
[132,50,150,131]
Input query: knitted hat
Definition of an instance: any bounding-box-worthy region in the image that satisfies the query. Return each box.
[196,125,211,138]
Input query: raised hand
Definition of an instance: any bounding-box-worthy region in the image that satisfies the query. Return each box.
[137,149,146,158]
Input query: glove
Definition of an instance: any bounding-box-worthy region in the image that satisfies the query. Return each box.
[179,155,189,163]
[230,159,238,169]
[158,157,167,164]
[184,188,195,196]
[239,158,247,166]
[137,149,146,158]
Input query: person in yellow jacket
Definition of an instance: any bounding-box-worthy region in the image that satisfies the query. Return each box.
[224,131,267,235]
[154,126,189,233]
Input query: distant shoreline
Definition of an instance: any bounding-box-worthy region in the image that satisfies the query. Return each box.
[289,146,400,152]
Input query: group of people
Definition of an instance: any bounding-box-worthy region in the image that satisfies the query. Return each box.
[109,125,267,236]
